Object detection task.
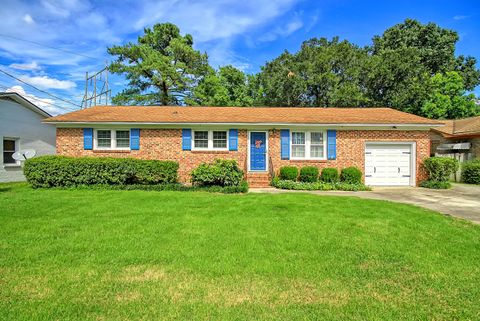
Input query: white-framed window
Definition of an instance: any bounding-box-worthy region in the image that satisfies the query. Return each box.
[3,138,18,165]
[94,129,130,150]
[192,130,228,150]
[290,131,326,160]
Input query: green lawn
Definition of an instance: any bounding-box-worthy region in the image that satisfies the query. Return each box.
[1,183,479,320]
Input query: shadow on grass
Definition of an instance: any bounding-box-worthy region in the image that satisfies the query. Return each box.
[0,186,11,193]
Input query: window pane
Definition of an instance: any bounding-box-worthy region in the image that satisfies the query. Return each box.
[3,152,15,164]
[194,131,208,148]
[292,132,305,145]
[292,146,305,158]
[213,131,227,148]
[116,130,130,148]
[3,139,15,151]
[97,130,111,148]
[310,146,323,158]
[310,132,323,144]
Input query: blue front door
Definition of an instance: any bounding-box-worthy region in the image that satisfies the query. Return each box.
[250,132,267,171]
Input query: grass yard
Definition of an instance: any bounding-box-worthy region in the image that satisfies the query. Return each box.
[1,183,479,320]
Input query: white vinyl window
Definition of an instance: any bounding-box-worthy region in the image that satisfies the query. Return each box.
[94,130,130,150]
[3,138,18,164]
[291,131,326,160]
[193,130,228,150]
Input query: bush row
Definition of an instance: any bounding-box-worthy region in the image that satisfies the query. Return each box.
[60,182,249,194]
[24,156,248,192]
[24,156,179,188]
[278,166,362,184]
[271,177,371,191]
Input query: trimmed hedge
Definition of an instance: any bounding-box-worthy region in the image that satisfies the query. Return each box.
[320,168,339,183]
[190,159,244,187]
[24,156,178,188]
[279,166,298,181]
[423,157,459,182]
[272,177,371,191]
[462,160,480,184]
[61,181,249,194]
[340,167,362,184]
[299,166,319,182]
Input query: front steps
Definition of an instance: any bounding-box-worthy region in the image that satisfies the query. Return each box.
[246,172,271,188]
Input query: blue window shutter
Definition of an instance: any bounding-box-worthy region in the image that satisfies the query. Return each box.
[327,130,337,160]
[130,128,140,150]
[280,129,290,160]
[182,129,192,150]
[229,129,238,151]
[83,128,93,150]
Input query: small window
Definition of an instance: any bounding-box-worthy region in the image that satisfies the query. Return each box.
[291,131,326,160]
[94,130,131,150]
[213,131,227,149]
[192,130,229,150]
[292,132,306,158]
[310,132,324,158]
[194,131,208,149]
[116,130,130,148]
[3,139,17,164]
[97,130,111,148]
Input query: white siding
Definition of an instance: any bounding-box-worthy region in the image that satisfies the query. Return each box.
[0,99,56,182]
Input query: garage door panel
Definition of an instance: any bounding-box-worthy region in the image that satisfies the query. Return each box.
[365,144,413,186]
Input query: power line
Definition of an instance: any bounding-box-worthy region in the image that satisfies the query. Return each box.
[0,33,99,60]
[0,68,82,107]
[0,83,78,112]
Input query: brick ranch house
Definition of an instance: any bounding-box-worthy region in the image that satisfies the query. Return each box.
[44,106,441,187]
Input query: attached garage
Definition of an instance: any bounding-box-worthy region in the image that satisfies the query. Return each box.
[365,143,415,186]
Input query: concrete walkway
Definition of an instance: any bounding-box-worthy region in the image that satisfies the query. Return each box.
[250,184,480,224]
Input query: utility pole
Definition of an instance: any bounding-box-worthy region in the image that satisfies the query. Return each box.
[81,63,111,108]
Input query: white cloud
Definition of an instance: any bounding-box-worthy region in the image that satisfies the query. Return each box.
[134,0,300,43]
[453,15,469,20]
[258,17,303,42]
[5,85,71,115]
[9,61,41,71]
[22,14,35,25]
[19,75,76,90]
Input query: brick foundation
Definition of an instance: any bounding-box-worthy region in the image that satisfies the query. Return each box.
[56,128,430,186]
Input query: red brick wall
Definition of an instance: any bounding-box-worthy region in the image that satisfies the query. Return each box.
[268,129,430,185]
[56,128,430,185]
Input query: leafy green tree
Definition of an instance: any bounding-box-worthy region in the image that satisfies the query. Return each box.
[187,65,254,106]
[257,51,306,106]
[369,19,480,113]
[421,71,479,119]
[108,23,209,105]
[297,37,370,107]
[257,38,369,107]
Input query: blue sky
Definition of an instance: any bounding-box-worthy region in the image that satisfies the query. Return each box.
[0,0,479,115]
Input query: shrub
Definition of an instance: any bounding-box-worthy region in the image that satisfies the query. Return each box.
[420,180,451,189]
[340,167,362,184]
[23,156,178,188]
[190,159,244,187]
[299,166,319,182]
[271,177,371,191]
[66,181,249,194]
[423,157,459,182]
[320,168,339,183]
[279,166,298,181]
[462,159,480,184]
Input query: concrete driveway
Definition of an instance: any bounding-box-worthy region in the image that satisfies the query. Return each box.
[250,184,480,224]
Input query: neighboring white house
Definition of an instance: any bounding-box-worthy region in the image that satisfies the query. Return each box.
[0,92,56,182]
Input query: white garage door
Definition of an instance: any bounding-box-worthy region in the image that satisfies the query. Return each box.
[365,144,413,186]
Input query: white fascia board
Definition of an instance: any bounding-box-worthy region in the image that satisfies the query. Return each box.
[44,121,441,131]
